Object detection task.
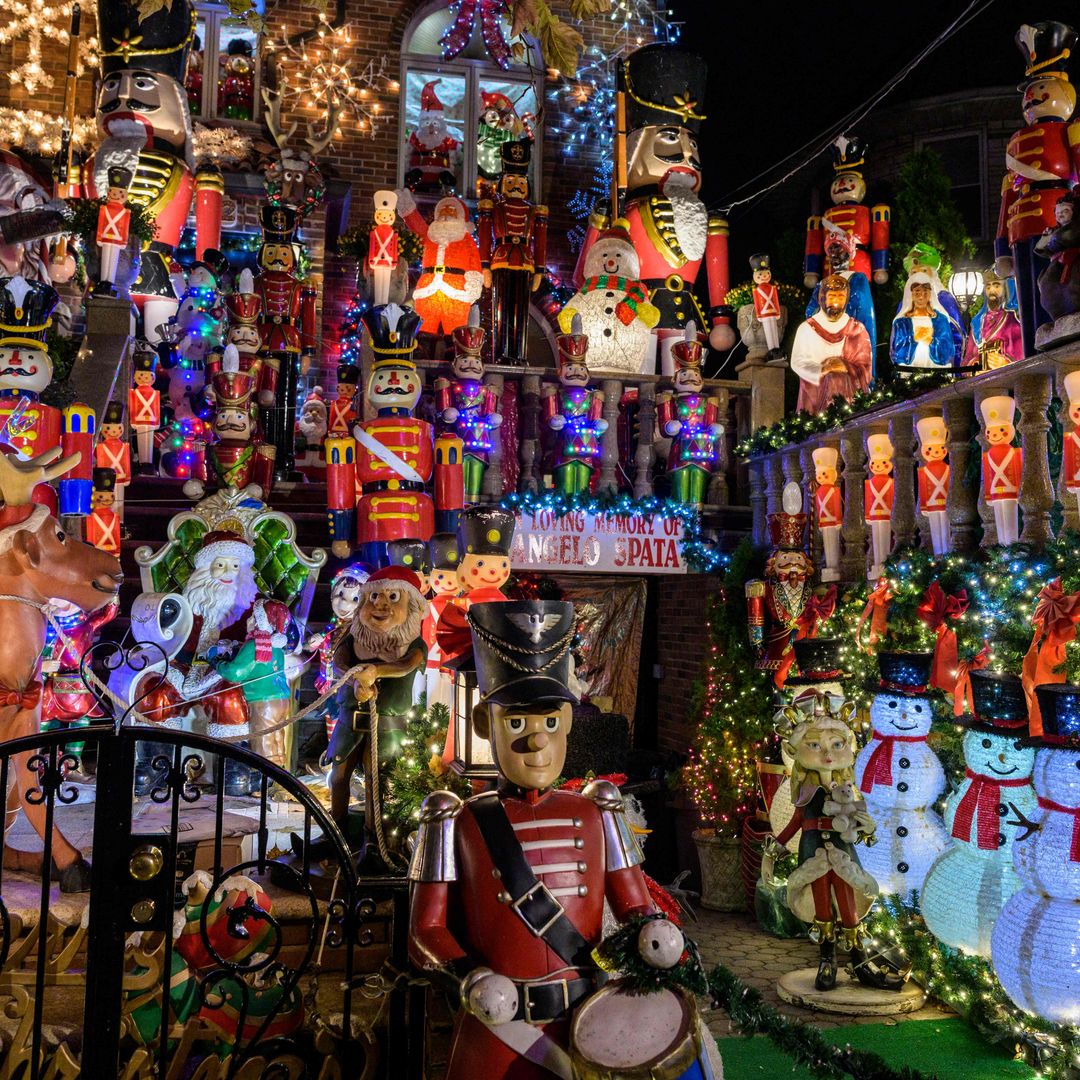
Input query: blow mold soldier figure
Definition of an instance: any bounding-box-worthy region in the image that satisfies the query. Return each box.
[128,344,161,471]
[95,401,131,525]
[86,467,120,556]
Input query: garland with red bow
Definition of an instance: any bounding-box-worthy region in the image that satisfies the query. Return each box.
[796,585,837,639]
[916,582,968,694]
[1022,578,1080,735]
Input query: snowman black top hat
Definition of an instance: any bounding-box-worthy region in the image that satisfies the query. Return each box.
[1031,683,1080,747]
[959,670,1029,735]
[877,651,933,695]
[789,636,846,685]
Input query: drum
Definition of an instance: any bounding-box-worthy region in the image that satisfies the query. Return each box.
[570,982,715,1080]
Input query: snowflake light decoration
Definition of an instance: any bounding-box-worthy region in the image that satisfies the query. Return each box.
[0,0,99,94]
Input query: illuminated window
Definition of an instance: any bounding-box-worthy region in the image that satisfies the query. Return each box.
[188,3,262,125]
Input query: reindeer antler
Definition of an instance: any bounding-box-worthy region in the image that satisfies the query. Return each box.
[261,87,298,150]
[305,93,344,158]
[0,446,80,507]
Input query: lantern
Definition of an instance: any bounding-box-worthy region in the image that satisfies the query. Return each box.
[948,265,984,326]
[449,666,497,780]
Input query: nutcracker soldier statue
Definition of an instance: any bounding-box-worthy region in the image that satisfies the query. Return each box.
[128,344,160,471]
[93,166,131,297]
[916,414,951,556]
[981,394,1022,546]
[87,0,223,342]
[656,321,723,506]
[367,191,398,308]
[541,314,607,497]
[254,204,317,481]
[1064,370,1080,520]
[424,532,460,714]
[477,140,547,363]
[435,306,502,505]
[996,21,1080,357]
[95,401,131,526]
[746,482,815,689]
[864,433,894,579]
[812,446,842,583]
[222,268,269,400]
[750,252,785,360]
[328,363,359,436]
[409,598,684,1080]
[574,43,734,375]
[86,467,120,556]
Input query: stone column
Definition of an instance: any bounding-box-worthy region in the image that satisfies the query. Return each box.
[482,372,505,502]
[598,378,622,495]
[735,356,786,430]
[518,372,541,494]
[634,382,657,499]
[972,386,998,548]
[1017,372,1054,547]
[765,454,785,520]
[890,413,917,552]
[1058,367,1080,535]
[943,397,980,554]
[840,429,867,582]
[748,458,767,546]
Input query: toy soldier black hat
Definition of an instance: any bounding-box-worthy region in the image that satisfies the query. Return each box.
[133,345,158,373]
[831,133,866,174]
[361,303,423,364]
[959,671,1029,735]
[468,599,578,706]
[336,363,361,387]
[622,43,708,134]
[500,140,532,176]
[749,253,771,272]
[459,506,515,557]
[260,204,298,245]
[429,532,460,571]
[0,275,59,344]
[103,400,124,426]
[1016,21,1078,82]
[387,539,432,578]
[107,166,133,190]
[93,466,116,492]
[98,0,196,81]
[790,637,845,684]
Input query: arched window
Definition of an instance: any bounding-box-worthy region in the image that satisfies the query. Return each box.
[189,1,264,124]
[398,0,543,196]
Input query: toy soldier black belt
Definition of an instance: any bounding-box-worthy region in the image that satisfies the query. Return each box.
[514,976,593,1023]
[362,479,425,493]
[470,793,592,968]
[1026,178,1068,191]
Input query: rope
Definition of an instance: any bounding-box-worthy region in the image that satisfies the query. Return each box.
[366,694,406,871]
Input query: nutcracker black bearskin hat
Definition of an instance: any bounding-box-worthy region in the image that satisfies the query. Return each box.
[98,0,196,81]
[387,539,432,578]
[622,43,708,134]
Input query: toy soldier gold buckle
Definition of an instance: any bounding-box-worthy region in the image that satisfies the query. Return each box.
[510,880,564,937]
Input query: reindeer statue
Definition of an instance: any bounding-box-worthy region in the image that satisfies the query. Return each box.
[0,447,123,892]
[260,88,339,219]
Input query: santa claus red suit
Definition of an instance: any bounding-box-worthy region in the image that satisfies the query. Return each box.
[406,79,459,192]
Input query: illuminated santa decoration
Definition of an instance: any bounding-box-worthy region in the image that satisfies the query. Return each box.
[405,78,458,193]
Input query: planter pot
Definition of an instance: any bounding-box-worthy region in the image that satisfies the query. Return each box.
[692,829,746,912]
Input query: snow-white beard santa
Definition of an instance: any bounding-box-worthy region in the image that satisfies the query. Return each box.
[427,213,472,247]
[183,566,258,652]
[663,172,707,262]
[298,401,327,443]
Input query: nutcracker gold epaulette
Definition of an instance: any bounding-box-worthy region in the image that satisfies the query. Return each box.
[707,216,728,235]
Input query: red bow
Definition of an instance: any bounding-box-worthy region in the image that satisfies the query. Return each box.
[797,585,837,639]
[0,680,42,710]
[859,731,926,793]
[916,582,968,693]
[1022,579,1080,735]
[1038,796,1080,861]
[953,642,991,717]
[952,769,1031,850]
[856,578,892,654]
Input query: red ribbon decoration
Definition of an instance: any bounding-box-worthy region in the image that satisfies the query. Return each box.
[953,642,991,717]
[916,582,969,694]
[856,578,893,654]
[952,769,1031,850]
[1038,796,1080,861]
[1021,578,1080,735]
[858,731,926,793]
[0,680,41,710]
[796,585,837,640]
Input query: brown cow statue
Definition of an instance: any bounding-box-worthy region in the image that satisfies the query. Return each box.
[0,447,123,892]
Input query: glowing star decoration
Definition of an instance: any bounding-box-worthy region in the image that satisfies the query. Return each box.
[853,651,949,898]
[992,683,1080,1024]
[922,671,1036,957]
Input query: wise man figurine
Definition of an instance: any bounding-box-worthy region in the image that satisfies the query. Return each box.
[128,344,160,472]
[86,467,120,556]
[981,394,1022,545]
[812,446,842,583]
[1064,371,1080,519]
[963,268,1023,368]
[95,400,131,527]
[367,190,398,308]
[94,166,132,297]
[749,252,786,360]
[916,414,951,556]
[864,433,894,579]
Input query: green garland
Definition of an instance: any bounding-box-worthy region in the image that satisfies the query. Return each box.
[593,913,709,997]
[63,197,157,251]
[339,221,424,269]
[724,279,808,313]
[736,371,956,459]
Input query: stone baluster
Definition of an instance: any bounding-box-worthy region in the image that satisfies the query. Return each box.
[707,387,730,506]
[912,410,933,554]
[634,381,657,499]
[1017,372,1054,547]
[800,443,823,573]
[943,397,979,554]
[890,413,917,551]
[1057,368,1080,535]
[840,429,867,582]
[518,372,542,494]
[598,378,622,495]
[765,453,785,520]
[482,371,505,501]
[748,458,767,545]
[972,386,998,548]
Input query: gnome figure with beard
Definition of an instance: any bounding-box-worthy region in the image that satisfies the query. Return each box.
[574,44,733,375]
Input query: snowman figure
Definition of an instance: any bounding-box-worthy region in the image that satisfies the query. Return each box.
[991,683,1080,1024]
[921,671,1036,957]
[558,220,659,376]
[853,651,948,897]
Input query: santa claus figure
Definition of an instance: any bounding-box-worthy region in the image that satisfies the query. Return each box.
[397,188,483,335]
[406,79,458,193]
[296,386,327,474]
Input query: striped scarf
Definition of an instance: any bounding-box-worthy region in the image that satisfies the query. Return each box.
[582,274,648,315]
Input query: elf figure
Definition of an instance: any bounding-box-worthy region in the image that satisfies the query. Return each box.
[542,314,607,496]
[657,321,723,506]
[424,532,460,714]
[328,364,359,437]
[750,252,786,360]
[980,394,1022,546]
[86,467,120,556]
[95,401,131,526]
[435,305,501,505]
[812,446,842,583]
[916,414,951,556]
[94,166,132,297]
[128,345,160,471]
[367,191,398,308]
[1063,370,1080,519]
[864,433,894,579]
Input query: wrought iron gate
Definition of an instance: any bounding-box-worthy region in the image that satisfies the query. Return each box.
[0,721,425,1078]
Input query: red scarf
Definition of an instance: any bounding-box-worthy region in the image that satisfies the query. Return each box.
[1037,796,1080,861]
[859,731,926,793]
[952,768,1031,849]
[916,582,968,694]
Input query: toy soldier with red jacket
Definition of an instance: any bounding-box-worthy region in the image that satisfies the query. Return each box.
[409,599,682,1080]
[254,204,317,481]
[916,414,951,556]
[478,140,547,362]
[86,467,120,556]
[94,166,131,297]
[95,401,131,526]
[328,364,359,436]
[128,344,160,471]
[222,268,269,403]
[980,394,1023,545]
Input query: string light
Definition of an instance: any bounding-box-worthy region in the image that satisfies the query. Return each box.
[0,0,98,94]
[0,109,95,156]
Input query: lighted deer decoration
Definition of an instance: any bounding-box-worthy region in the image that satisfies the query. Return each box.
[260,87,341,217]
[0,447,123,892]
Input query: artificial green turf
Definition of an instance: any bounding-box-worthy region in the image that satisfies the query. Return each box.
[715,1017,1035,1079]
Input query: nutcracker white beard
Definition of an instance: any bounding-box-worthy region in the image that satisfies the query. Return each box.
[183,566,258,639]
[92,130,144,200]
[427,215,471,246]
[662,173,707,262]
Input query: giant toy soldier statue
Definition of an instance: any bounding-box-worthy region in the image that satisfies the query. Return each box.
[575,44,733,375]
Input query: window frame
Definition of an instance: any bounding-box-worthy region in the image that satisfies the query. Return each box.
[191,2,263,129]
[915,128,989,242]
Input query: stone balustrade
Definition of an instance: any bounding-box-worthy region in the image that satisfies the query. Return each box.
[746,345,1080,579]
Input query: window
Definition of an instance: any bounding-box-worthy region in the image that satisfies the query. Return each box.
[399,1,542,196]
[917,130,988,241]
[187,4,262,125]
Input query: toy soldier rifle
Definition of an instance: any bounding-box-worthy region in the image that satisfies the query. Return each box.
[50,4,81,265]
[612,58,628,219]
